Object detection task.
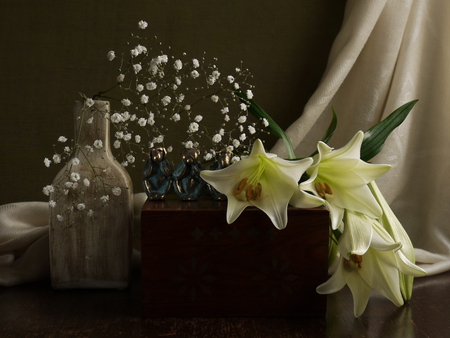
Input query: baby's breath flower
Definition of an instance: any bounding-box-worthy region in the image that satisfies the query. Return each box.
[211,95,219,103]
[161,96,171,106]
[246,90,254,99]
[49,200,56,208]
[42,185,54,196]
[121,99,132,106]
[117,74,125,83]
[112,187,122,196]
[232,139,240,148]
[135,135,141,143]
[87,209,94,217]
[133,63,142,74]
[240,103,248,111]
[107,50,116,61]
[86,117,94,124]
[224,115,230,122]
[123,133,132,141]
[238,116,247,123]
[174,59,183,70]
[194,115,203,122]
[136,84,144,92]
[234,83,240,90]
[86,98,95,107]
[262,118,269,127]
[72,158,80,166]
[221,107,229,114]
[239,133,247,141]
[83,178,90,187]
[70,172,81,182]
[227,75,235,83]
[172,113,181,122]
[77,203,86,211]
[115,131,124,139]
[138,118,147,127]
[58,136,68,143]
[85,145,94,153]
[111,113,122,123]
[146,82,157,90]
[140,94,149,104]
[64,181,74,189]
[114,140,121,149]
[204,153,213,161]
[138,20,148,29]
[126,154,136,163]
[52,154,61,164]
[248,125,256,134]
[44,158,51,167]
[190,70,200,79]
[93,140,103,149]
[184,105,191,111]
[56,214,64,222]
[188,122,199,133]
[121,111,130,121]
[192,59,200,68]
[185,141,194,148]
[100,195,110,203]
[212,134,222,143]
[231,156,241,164]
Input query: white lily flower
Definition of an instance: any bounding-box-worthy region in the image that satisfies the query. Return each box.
[368,181,425,300]
[200,139,313,229]
[298,131,391,230]
[317,220,427,317]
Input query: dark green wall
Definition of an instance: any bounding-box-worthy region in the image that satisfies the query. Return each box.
[0,0,346,205]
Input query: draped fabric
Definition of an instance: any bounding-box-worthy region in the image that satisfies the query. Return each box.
[0,194,147,287]
[271,0,450,275]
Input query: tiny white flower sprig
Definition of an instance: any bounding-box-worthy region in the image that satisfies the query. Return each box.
[43,100,125,226]
[94,20,270,167]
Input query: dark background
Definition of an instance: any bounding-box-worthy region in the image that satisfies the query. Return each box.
[0,0,346,205]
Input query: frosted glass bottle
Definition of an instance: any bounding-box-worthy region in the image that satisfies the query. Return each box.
[49,100,134,289]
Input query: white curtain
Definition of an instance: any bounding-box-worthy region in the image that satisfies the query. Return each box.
[272,0,450,275]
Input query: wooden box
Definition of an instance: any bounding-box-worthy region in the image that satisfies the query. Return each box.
[141,197,329,317]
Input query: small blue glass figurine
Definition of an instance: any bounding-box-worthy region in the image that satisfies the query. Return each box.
[143,147,173,200]
[207,149,232,201]
[173,148,206,200]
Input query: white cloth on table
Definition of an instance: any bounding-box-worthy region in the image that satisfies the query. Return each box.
[0,193,147,287]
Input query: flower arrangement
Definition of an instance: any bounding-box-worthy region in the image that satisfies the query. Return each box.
[43,20,426,316]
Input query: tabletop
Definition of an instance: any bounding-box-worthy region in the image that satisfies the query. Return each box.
[1,268,449,337]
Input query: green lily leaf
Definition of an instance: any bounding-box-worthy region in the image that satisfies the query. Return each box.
[310,108,338,157]
[235,90,296,160]
[361,100,418,162]
[321,107,338,144]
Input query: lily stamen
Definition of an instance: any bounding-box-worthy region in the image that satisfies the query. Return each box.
[315,181,333,199]
[235,178,248,194]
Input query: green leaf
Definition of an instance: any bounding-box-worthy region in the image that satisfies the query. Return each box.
[235,90,296,159]
[310,108,338,157]
[322,107,338,144]
[360,100,418,162]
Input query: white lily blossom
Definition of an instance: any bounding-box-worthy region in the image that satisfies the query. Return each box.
[294,131,391,230]
[317,219,427,317]
[200,139,314,229]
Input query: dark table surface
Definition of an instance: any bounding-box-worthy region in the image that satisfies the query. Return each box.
[1,269,449,337]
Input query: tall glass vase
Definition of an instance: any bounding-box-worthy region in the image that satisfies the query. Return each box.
[49,100,134,289]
